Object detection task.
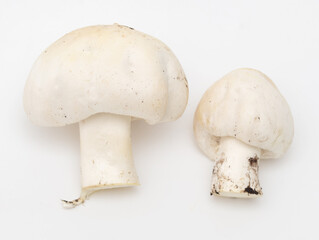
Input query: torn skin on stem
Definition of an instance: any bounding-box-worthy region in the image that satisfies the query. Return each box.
[61,191,88,209]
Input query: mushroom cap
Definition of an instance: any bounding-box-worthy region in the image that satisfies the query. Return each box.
[24,24,188,126]
[194,68,294,159]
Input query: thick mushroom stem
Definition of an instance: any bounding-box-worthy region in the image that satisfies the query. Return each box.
[211,137,262,198]
[62,113,139,208]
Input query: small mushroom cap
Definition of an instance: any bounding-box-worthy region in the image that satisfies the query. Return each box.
[194,68,294,159]
[24,24,188,126]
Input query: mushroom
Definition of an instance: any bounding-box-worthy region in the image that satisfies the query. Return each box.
[24,24,188,208]
[194,68,293,198]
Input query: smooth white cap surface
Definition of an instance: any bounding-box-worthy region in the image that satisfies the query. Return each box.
[24,24,188,126]
[194,68,294,159]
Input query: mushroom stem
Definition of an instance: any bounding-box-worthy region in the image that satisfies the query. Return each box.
[62,113,139,208]
[211,137,262,198]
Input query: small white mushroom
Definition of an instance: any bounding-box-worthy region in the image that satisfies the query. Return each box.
[24,24,188,208]
[194,68,293,198]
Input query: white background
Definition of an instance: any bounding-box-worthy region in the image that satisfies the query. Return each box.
[0,0,318,239]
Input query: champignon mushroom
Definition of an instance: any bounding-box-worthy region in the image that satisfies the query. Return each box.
[24,24,188,208]
[194,68,293,198]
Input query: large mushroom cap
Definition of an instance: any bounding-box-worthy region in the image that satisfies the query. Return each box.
[194,68,294,159]
[24,24,188,126]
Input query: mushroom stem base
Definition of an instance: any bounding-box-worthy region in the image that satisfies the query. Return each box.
[211,137,262,198]
[62,113,139,208]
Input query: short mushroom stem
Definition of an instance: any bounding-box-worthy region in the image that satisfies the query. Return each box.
[62,113,139,208]
[211,137,262,198]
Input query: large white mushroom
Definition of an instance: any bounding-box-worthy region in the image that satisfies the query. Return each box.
[194,68,293,198]
[24,24,188,208]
